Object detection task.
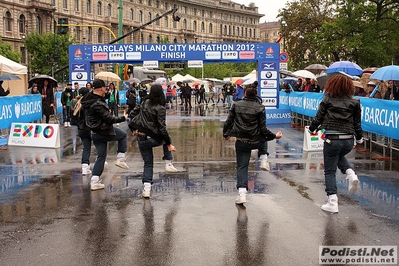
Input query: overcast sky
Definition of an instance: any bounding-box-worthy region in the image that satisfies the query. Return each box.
[233,0,293,23]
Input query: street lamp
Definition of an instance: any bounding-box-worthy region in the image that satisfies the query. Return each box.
[282,20,287,52]
[299,34,304,69]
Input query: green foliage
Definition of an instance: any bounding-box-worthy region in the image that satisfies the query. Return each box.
[280,0,399,68]
[24,31,75,77]
[0,36,22,62]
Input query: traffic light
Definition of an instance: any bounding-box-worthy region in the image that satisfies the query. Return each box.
[57,18,69,34]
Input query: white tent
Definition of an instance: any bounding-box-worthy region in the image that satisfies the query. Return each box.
[0,55,28,95]
[182,74,200,82]
[171,73,185,81]
[242,70,257,80]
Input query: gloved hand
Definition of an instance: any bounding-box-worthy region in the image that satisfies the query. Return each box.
[356,138,364,144]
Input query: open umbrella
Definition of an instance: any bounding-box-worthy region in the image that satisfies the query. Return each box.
[280,70,296,77]
[242,78,256,86]
[128,77,140,84]
[292,70,316,79]
[304,64,327,74]
[28,74,58,88]
[0,74,21,91]
[155,77,166,83]
[326,61,363,76]
[370,65,399,81]
[140,78,153,84]
[95,71,121,82]
[362,67,378,74]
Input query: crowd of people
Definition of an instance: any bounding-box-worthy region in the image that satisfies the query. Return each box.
[282,76,399,100]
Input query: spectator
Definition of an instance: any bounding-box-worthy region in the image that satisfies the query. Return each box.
[0,81,10,96]
[308,78,321,93]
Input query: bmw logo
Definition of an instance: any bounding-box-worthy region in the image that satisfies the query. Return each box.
[76,73,83,79]
[266,72,272,78]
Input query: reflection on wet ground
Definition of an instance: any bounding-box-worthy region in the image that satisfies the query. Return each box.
[0,105,398,264]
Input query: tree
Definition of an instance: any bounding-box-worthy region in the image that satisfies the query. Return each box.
[24,31,75,78]
[0,36,22,62]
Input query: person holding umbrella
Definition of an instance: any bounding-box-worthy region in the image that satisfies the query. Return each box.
[0,81,10,96]
[40,79,55,123]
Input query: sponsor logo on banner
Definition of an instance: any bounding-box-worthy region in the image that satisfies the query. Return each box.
[205,51,221,59]
[261,71,277,79]
[73,64,87,71]
[260,89,277,97]
[109,52,124,60]
[126,52,141,60]
[74,48,83,60]
[261,80,277,88]
[92,53,108,60]
[239,51,255,59]
[222,51,238,59]
[143,61,159,68]
[72,72,88,80]
[262,62,276,70]
[8,123,61,148]
[262,98,277,107]
[188,60,203,68]
[265,47,275,58]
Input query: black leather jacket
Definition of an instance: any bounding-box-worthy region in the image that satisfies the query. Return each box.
[128,98,171,145]
[223,97,276,141]
[81,91,126,135]
[309,94,362,140]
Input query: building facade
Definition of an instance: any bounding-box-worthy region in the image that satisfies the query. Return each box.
[1,0,263,70]
[259,21,281,49]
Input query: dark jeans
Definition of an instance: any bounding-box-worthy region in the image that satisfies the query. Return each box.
[137,136,173,184]
[63,106,71,122]
[235,139,266,190]
[78,129,92,165]
[108,103,118,116]
[91,127,127,177]
[183,94,191,107]
[323,138,354,195]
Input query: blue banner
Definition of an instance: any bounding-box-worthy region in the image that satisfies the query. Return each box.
[287,92,399,140]
[266,108,292,124]
[0,95,42,129]
[119,90,127,105]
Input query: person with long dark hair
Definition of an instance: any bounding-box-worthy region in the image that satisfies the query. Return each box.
[223,82,282,204]
[129,83,177,198]
[308,75,363,213]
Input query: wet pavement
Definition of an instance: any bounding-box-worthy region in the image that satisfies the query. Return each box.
[0,103,398,265]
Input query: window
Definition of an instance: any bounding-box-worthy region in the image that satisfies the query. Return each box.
[98,28,103,42]
[165,17,169,28]
[148,12,151,22]
[5,11,12,31]
[164,16,168,28]
[193,21,197,32]
[209,23,212,34]
[224,25,227,35]
[63,0,68,9]
[87,0,92,13]
[138,10,143,22]
[76,27,81,40]
[148,34,152,43]
[164,2,168,9]
[36,16,42,33]
[155,14,159,25]
[193,8,197,16]
[182,6,186,14]
[147,0,151,6]
[173,38,177,43]
[155,0,159,8]
[87,27,92,42]
[20,46,26,64]
[97,2,102,15]
[209,11,213,18]
[249,29,252,38]
[107,4,111,16]
[140,33,144,43]
[201,22,204,33]
[173,20,177,29]
[74,0,79,11]
[129,9,134,20]
[182,19,187,30]
[202,10,205,17]
[19,14,26,33]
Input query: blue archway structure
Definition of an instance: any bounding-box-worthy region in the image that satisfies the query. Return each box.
[68,42,291,123]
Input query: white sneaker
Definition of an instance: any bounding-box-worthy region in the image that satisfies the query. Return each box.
[260,160,270,171]
[235,193,247,204]
[67,122,71,127]
[321,194,338,213]
[115,158,129,169]
[142,183,151,198]
[64,122,67,127]
[346,169,359,194]
[90,180,105,191]
[165,163,178,173]
[82,164,91,175]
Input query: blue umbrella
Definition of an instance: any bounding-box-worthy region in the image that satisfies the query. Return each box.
[370,65,399,81]
[326,61,363,76]
[0,73,21,81]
